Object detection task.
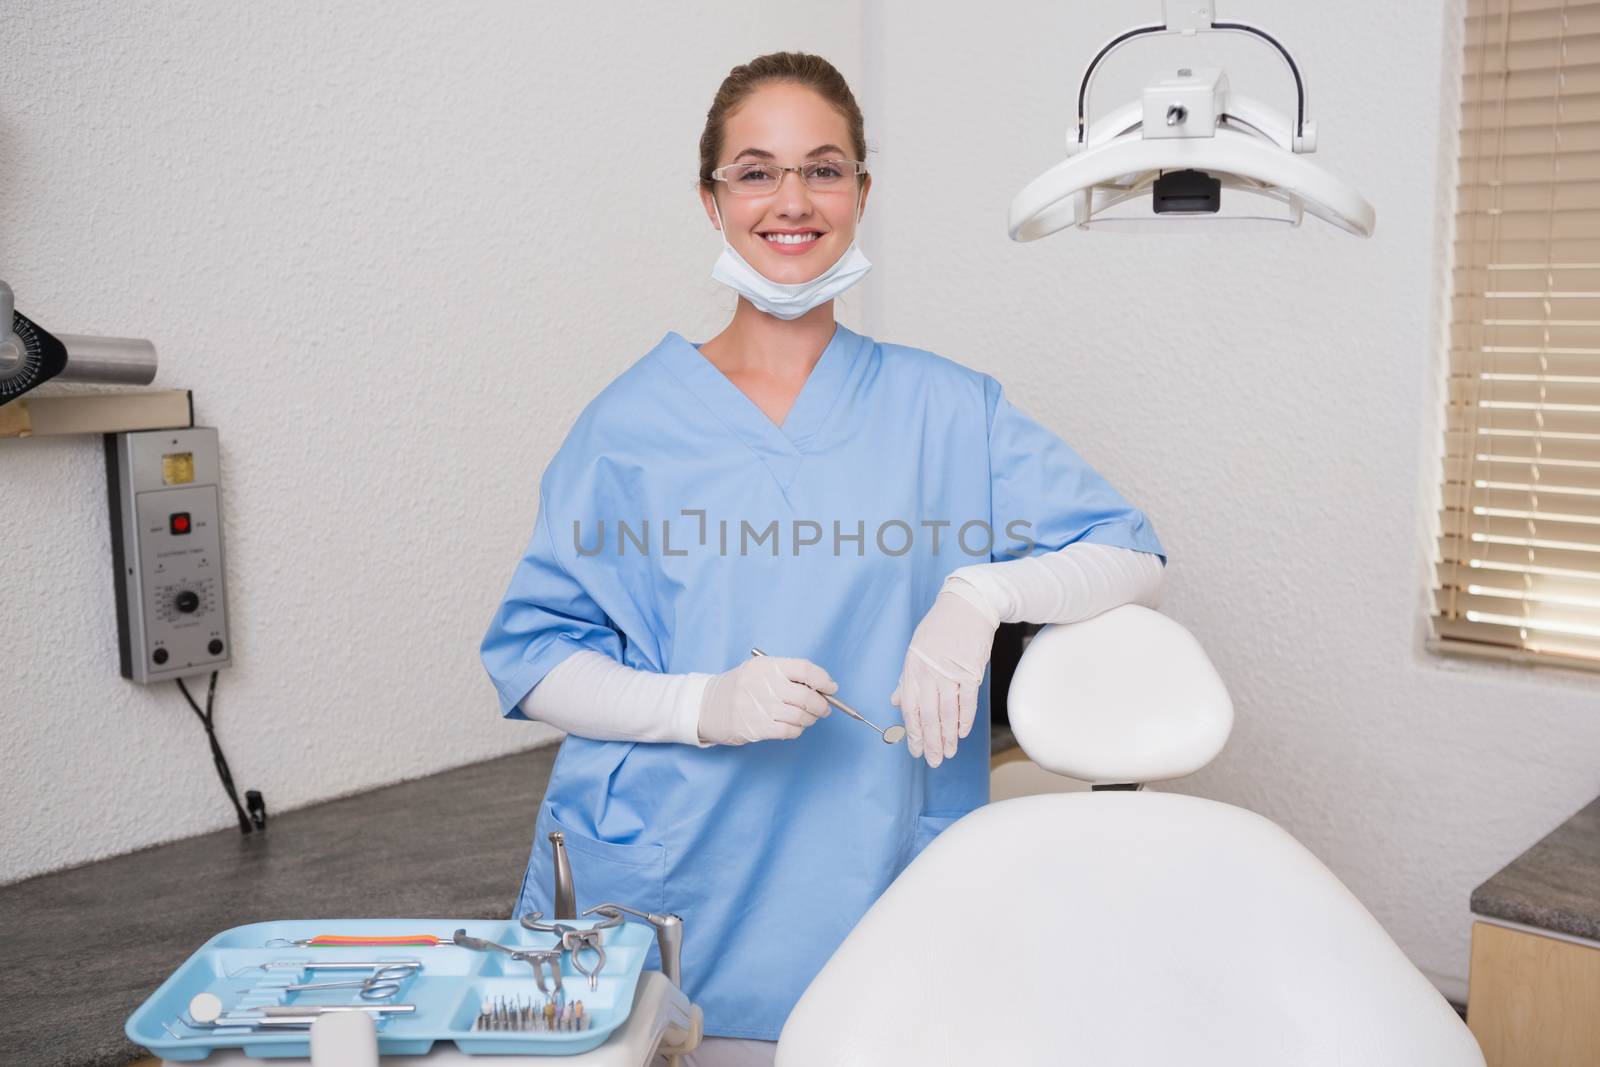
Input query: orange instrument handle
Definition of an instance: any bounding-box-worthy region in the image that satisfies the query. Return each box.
[304,934,446,946]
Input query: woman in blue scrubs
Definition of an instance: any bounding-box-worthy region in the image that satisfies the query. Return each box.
[481,52,1165,1066]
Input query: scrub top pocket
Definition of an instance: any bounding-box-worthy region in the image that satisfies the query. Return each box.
[517,802,668,932]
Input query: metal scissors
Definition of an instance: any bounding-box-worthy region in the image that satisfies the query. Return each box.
[272,961,417,1000]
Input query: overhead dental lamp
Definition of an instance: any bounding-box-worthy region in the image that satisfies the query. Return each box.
[1009,2,1376,239]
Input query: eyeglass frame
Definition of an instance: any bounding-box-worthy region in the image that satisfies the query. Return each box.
[708,158,869,194]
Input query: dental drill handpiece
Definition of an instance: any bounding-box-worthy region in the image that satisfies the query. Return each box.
[550,831,576,919]
[583,903,683,989]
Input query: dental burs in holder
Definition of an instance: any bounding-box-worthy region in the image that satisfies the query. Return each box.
[1007,1,1376,238]
[584,903,685,991]
[748,648,907,745]
[550,830,576,919]
[472,995,591,1032]
[0,279,158,406]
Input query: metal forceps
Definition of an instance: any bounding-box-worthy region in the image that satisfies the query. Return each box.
[452,928,565,998]
[520,910,620,991]
[514,947,565,998]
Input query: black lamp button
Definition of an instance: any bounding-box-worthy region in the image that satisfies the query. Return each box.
[152,648,169,665]
[208,639,225,656]
[174,590,200,614]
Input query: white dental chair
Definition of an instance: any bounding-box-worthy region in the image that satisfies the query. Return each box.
[777,606,1485,1066]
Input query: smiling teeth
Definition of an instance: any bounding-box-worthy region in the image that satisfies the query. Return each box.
[764,233,818,244]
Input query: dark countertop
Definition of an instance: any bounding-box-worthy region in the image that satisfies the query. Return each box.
[3,727,1023,1067]
[1471,796,1600,942]
[0,745,558,1067]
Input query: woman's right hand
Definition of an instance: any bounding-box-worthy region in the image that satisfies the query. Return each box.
[697,655,837,745]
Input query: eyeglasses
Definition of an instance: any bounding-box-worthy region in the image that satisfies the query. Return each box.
[709,159,867,195]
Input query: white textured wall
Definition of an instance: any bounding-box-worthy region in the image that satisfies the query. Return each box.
[870,0,1599,1000]
[7,0,1597,1006]
[1,1,862,882]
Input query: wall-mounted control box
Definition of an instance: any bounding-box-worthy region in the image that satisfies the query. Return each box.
[106,427,231,683]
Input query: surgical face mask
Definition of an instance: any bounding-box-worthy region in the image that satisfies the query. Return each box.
[709,191,871,320]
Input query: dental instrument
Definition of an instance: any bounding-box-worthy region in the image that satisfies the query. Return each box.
[171,1016,317,1034]
[515,947,566,998]
[232,959,424,975]
[188,992,417,1027]
[1008,1,1375,237]
[749,647,906,744]
[177,1007,416,1033]
[228,961,420,1001]
[583,903,685,990]
[188,993,226,1024]
[448,929,520,955]
[563,929,606,991]
[232,1005,416,1020]
[551,830,577,919]
[265,934,455,948]
[521,911,612,991]
[271,962,416,1000]
[451,928,566,997]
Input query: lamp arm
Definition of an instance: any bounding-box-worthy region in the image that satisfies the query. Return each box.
[1072,8,1308,149]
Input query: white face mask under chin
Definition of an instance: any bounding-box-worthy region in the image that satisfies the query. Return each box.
[709,194,872,321]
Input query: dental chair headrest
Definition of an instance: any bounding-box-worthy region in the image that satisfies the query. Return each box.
[1007,605,1232,784]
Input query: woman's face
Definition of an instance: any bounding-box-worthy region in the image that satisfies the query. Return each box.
[701,82,871,285]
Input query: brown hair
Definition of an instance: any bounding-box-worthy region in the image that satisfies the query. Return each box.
[698,52,867,190]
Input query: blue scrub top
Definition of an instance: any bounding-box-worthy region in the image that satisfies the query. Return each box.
[481,323,1163,1039]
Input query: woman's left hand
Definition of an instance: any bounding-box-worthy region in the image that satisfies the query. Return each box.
[891,588,998,768]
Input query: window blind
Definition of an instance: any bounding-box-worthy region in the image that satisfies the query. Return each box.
[1436,0,1600,670]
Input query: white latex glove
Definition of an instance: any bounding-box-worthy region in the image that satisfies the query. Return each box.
[697,655,837,745]
[891,587,998,768]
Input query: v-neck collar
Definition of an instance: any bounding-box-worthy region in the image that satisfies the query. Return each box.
[650,322,864,492]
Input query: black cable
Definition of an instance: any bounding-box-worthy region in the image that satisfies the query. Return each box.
[1075,23,1167,144]
[177,672,253,834]
[1211,21,1306,138]
[1073,20,1309,145]
[179,676,247,833]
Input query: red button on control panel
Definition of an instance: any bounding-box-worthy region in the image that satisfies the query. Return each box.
[170,513,191,535]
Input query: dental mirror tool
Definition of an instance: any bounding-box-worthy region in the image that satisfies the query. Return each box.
[749,648,906,745]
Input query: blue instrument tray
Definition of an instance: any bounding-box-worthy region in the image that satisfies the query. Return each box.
[125,917,654,1059]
